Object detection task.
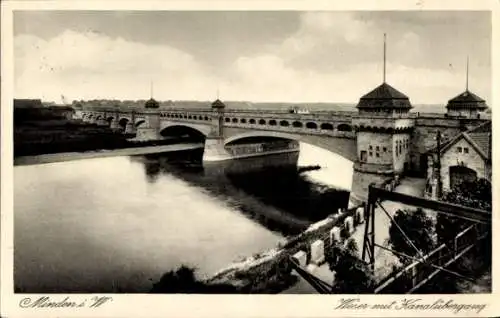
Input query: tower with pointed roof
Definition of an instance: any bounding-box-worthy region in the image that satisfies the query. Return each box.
[350,34,415,204]
[203,94,233,162]
[446,57,488,118]
[145,81,160,109]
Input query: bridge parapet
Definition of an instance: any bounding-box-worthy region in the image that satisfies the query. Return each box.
[352,116,414,131]
[222,120,355,139]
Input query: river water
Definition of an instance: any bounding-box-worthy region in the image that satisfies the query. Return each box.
[14,143,353,293]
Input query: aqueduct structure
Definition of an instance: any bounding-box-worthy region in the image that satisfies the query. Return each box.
[76,82,490,205]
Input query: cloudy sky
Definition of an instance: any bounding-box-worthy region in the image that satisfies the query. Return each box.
[14,11,491,104]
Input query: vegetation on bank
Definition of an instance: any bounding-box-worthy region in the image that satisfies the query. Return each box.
[384,178,492,293]
[150,257,297,294]
[326,239,375,293]
[14,106,196,157]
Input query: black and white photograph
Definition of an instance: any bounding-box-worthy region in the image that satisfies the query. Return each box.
[1,3,496,315]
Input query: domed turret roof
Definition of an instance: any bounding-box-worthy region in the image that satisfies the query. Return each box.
[211,99,225,109]
[357,82,412,109]
[145,98,159,108]
[446,90,487,110]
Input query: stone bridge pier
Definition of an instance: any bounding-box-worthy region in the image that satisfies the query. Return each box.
[202,99,233,162]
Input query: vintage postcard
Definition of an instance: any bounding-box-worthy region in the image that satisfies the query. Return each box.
[1,0,499,317]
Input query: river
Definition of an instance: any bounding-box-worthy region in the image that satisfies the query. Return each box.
[14,143,353,293]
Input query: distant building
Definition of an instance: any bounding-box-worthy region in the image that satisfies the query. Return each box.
[426,121,491,197]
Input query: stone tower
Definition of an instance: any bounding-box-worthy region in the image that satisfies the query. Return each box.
[202,99,232,162]
[446,57,488,119]
[349,34,414,205]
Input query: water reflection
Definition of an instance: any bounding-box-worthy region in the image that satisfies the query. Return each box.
[14,143,353,293]
[134,149,350,237]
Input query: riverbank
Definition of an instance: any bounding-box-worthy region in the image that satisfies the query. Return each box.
[14,143,204,166]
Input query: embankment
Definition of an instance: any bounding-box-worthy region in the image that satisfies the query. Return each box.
[14,143,204,166]
[203,205,364,293]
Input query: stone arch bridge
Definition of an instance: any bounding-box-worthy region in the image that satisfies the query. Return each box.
[76,107,358,162]
[76,104,489,205]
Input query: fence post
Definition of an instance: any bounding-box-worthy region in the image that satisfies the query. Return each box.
[453,236,458,257]
[411,265,418,288]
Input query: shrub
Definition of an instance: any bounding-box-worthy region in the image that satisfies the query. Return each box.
[388,208,436,265]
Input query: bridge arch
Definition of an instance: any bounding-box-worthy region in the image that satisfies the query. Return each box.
[135,119,147,127]
[223,130,356,162]
[306,122,317,129]
[159,124,207,142]
[320,123,334,130]
[280,120,290,127]
[338,123,353,132]
[269,120,277,126]
[118,118,129,128]
[159,121,211,137]
[249,119,256,124]
[258,119,266,125]
[292,121,303,128]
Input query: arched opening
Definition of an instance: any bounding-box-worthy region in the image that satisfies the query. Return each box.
[118,118,129,129]
[337,123,352,132]
[320,123,334,130]
[223,133,355,191]
[280,120,290,127]
[224,136,299,157]
[240,118,247,124]
[232,118,238,123]
[292,121,303,128]
[269,120,277,126]
[249,119,256,124]
[306,122,317,129]
[160,125,206,143]
[106,116,114,123]
[188,115,192,119]
[225,118,230,123]
[449,165,478,189]
[259,119,266,125]
[135,119,146,128]
[204,116,209,121]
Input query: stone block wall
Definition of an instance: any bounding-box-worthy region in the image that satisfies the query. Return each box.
[357,132,393,165]
[392,133,411,173]
[205,206,365,292]
[440,138,488,192]
[350,169,391,204]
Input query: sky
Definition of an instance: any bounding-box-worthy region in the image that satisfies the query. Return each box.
[14,11,491,104]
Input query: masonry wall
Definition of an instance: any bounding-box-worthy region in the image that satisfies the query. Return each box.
[409,122,462,172]
[392,132,411,173]
[350,169,390,204]
[440,138,487,192]
[357,132,393,165]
